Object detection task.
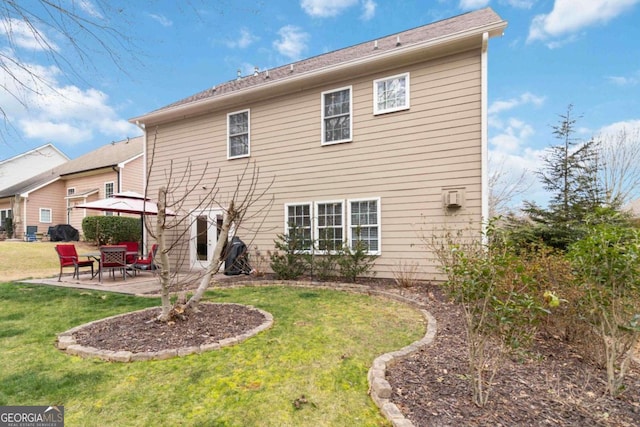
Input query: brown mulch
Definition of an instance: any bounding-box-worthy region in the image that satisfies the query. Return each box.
[73,303,266,353]
[71,276,640,426]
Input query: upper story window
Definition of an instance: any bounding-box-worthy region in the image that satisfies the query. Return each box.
[349,198,380,254]
[373,72,410,115]
[40,208,52,223]
[322,86,352,145]
[67,188,75,196]
[228,109,250,159]
[285,203,313,251]
[105,182,114,198]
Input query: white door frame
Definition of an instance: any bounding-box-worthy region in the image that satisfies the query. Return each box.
[190,209,224,270]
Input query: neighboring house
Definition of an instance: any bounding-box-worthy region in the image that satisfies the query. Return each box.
[130,8,507,280]
[0,137,143,239]
[0,144,69,228]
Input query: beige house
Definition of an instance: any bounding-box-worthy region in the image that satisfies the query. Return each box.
[0,137,143,240]
[130,8,507,280]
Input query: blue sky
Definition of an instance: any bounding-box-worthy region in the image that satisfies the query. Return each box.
[1,0,639,207]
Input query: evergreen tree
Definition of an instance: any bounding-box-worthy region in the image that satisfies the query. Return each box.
[522,105,605,249]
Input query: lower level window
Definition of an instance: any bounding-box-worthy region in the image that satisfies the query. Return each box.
[316,201,343,251]
[40,208,52,223]
[349,199,380,253]
[285,203,312,251]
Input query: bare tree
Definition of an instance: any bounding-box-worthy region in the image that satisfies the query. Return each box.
[0,1,138,125]
[488,154,533,217]
[593,127,640,207]
[144,131,274,321]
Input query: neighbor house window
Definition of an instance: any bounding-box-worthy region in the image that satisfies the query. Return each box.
[322,86,352,145]
[349,198,381,254]
[105,182,114,198]
[40,208,52,223]
[0,209,11,227]
[285,203,313,251]
[373,72,410,115]
[67,187,75,196]
[228,109,250,159]
[316,201,343,251]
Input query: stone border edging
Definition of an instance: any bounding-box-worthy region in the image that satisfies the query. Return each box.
[56,302,274,362]
[207,280,437,427]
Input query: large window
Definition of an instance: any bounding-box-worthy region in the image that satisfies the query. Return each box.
[228,109,250,159]
[322,87,352,145]
[349,198,380,254]
[316,201,343,251]
[373,72,410,115]
[285,203,313,251]
[40,208,52,223]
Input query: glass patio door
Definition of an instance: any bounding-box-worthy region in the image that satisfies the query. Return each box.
[190,209,223,270]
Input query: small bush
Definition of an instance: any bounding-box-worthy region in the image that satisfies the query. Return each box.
[336,239,378,283]
[269,224,310,280]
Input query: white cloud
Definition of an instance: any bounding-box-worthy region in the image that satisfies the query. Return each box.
[148,13,173,27]
[490,118,535,153]
[0,53,136,145]
[226,29,259,49]
[301,0,359,17]
[0,18,59,52]
[597,119,640,137]
[459,0,490,11]
[528,0,639,45]
[504,0,534,8]
[78,0,103,19]
[606,72,639,87]
[361,0,377,20]
[488,92,545,115]
[273,25,309,60]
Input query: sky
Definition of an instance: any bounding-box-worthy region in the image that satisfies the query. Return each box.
[1,0,639,208]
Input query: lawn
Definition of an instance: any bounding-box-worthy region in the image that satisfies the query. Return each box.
[0,282,425,426]
[0,241,98,281]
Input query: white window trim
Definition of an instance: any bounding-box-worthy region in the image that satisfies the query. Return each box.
[284,202,313,252]
[39,208,53,223]
[227,109,251,159]
[321,86,353,146]
[373,72,410,115]
[314,199,345,253]
[347,197,381,255]
[67,187,76,196]
[105,181,114,198]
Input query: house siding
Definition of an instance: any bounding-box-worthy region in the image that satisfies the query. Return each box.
[121,156,144,194]
[147,49,483,280]
[24,180,66,235]
[65,171,119,236]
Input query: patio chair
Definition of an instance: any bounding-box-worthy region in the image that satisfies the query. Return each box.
[99,245,127,283]
[26,225,37,242]
[119,241,139,264]
[55,244,95,281]
[132,244,158,275]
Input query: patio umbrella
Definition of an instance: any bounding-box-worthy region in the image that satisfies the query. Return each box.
[75,191,175,249]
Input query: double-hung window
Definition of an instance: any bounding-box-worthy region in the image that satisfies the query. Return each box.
[348,198,380,254]
[0,209,11,227]
[373,72,410,115]
[105,182,114,198]
[285,203,313,251]
[322,86,352,145]
[316,201,343,251]
[40,208,52,223]
[228,109,250,159]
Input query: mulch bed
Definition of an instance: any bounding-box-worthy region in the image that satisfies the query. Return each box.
[72,303,266,353]
[71,276,640,426]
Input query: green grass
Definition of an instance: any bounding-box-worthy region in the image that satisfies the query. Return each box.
[0,283,425,426]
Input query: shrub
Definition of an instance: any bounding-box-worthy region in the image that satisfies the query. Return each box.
[269,224,310,280]
[336,239,378,283]
[82,216,141,245]
[567,222,640,397]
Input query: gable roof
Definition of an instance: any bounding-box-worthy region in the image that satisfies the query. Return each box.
[0,136,143,199]
[131,7,506,126]
[0,143,68,166]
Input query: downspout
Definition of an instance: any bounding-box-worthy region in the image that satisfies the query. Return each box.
[134,121,148,251]
[481,32,489,242]
[112,166,121,193]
